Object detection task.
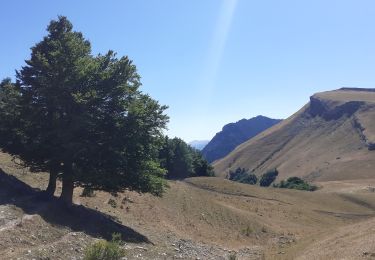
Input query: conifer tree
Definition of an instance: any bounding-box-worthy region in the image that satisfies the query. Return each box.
[1,16,168,204]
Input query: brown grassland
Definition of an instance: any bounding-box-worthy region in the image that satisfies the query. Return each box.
[1,151,375,259]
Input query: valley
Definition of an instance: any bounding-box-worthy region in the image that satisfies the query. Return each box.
[1,151,375,259]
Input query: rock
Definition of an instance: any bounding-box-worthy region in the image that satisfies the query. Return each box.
[135,246,147,251]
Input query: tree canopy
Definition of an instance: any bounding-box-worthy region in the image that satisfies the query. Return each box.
[274,177,317,191]
[159,137,214,179]
[259,168,279,187]
[228,167,258,185]
[0,16,169,203]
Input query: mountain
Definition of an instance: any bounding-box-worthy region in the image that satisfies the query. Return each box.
[202,116,282,163]
[213,88,375,181]
[188,140,209,150]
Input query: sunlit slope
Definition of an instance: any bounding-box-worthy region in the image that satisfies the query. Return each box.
[213,88,375,181]
[2,150,375,259]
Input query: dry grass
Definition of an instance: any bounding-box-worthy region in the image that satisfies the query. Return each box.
[213,89,375,183]
[1,149,375,259]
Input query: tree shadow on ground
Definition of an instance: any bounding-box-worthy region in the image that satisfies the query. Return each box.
[0,168,151,244]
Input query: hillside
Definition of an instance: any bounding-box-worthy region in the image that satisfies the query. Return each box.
[2,151,375,259]
[202,116,282,163]
[213,88,375,181]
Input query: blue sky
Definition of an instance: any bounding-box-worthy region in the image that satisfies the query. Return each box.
[1,0,375,142]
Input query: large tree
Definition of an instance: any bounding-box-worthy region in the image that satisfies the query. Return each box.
[1,16,168,204]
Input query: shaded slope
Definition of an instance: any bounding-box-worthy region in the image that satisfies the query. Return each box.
[213,88,375,181]
[202,116,282,163]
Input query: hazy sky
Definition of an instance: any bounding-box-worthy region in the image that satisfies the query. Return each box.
[1,0,375,142]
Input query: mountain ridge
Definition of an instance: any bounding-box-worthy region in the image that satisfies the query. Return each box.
[202,115,282,163]
[213,88,375,181]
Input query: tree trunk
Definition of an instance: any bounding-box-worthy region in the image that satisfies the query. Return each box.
[44,170,58,197]
[59,163,74,204]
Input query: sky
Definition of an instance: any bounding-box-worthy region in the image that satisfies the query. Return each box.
[1,0,375,142]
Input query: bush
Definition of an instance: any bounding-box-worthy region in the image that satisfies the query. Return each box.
[259,168,279,187]
[275,177,317,191]
[84,233,124,260]
[81,187,95,197]
[108,199,117,208]
[228,167,257,185]
[241,226,253,236]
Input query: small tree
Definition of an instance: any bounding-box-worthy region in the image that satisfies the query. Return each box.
[259,168,278,187]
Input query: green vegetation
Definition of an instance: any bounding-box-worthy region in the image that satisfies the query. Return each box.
[81,187,95,197]
[228,253,237,260]
[241,225,254,236]
[259,168,279,187]
[159,137,214,179]
[0,16,169,204]
[84,233,124,260]
[228,167,257,185]
[274,177,317,191]
[108,199,117,208]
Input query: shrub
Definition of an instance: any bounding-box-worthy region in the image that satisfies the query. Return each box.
[259,168,279,187]
[81,187,95,197]
[108,199,117,208]
[239,173,258,185]
[228,167,257,185]
[84,233,124,260]
[275,177,317,191]
[241,226,253,236]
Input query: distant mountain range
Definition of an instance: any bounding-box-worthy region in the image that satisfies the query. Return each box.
[202,115,282,163]
[189,140,209,150]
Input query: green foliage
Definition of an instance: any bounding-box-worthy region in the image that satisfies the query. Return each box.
[84,233,125,260]
[241,226,253,236]
[0,16,169,202]
[108,199,117,208]
[259,168,279,187]
[0,79,22,155]
[192,150,215,177]
[228,167,257,185]
[159,137,214,179]
[81,187,95,197]
[274,177,317,191]
[228,253,237,260]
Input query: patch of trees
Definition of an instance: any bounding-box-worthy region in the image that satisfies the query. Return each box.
[0,16,170,204]
[259,168,279,187]
[228,167,257,185]
[159,137,214,179]
[274,177,317,191]
[227,168,278,186]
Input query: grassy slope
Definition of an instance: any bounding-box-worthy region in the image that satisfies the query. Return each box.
[213,89,375,182]
[1,152,375,259]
